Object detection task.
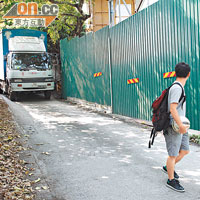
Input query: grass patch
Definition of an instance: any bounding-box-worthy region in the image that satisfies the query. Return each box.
[190,134,200,145]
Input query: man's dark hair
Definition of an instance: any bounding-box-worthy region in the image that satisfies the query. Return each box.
[175,62,190,78]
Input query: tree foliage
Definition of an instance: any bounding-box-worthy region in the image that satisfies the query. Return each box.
[0,0,91,53]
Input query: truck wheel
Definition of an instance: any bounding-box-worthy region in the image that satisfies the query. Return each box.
[9,91,16,101]
[44,91,51,100]
[8,86,16,101]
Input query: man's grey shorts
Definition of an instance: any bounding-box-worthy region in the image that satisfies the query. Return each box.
[164,127,189,157]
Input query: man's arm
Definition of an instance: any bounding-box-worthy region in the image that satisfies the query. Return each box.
[170,103,187,134]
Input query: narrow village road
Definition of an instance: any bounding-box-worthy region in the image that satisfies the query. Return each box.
[2,94,200,200]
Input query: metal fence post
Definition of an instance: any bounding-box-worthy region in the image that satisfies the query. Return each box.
[108,33,113,113]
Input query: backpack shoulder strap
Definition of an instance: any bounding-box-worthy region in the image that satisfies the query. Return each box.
[170,82,186,106]
[171,82,185,102]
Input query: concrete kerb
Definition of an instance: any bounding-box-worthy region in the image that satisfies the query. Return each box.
[65,97,200,138]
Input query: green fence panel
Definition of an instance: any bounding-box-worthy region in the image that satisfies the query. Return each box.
[84,33,96,103]
[110,0,200,130]
[60,26,111,106]
[93,26,111,105]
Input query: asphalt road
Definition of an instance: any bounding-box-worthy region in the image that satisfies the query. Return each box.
[2,94,200,200]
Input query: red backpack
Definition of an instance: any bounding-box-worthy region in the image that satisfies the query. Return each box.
[148,82,185,148]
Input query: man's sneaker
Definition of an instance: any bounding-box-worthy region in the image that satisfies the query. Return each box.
[166,179,185,192]
[162,166,179,180]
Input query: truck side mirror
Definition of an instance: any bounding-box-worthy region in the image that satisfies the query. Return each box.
[4,55,7,61]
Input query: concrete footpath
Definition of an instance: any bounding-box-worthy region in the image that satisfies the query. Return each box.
[2,94,200,200]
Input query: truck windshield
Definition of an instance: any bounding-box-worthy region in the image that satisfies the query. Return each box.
[12,53,51,70]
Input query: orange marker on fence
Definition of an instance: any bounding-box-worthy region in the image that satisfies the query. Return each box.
[163,71,176,78]
[94,72,102,77]
[127,78,139,84]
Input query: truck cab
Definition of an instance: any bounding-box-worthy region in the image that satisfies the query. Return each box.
[0,30,54,101]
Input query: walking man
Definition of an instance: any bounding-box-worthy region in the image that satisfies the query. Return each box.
[162,62,191,192]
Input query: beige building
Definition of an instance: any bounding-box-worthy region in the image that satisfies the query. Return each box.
[92,0,136,32]
[84,0,159,32]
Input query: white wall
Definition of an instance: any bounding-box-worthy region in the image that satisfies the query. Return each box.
[115,4,132,24]
[139,0,159,11]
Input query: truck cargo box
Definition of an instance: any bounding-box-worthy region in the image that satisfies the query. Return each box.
[0,29,47,80]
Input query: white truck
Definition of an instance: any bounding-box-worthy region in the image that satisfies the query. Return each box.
[0,29,54,101]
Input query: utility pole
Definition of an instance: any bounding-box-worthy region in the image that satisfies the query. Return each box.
[108,0,115,27]
[132,0,136,14]
[118,0,121,23]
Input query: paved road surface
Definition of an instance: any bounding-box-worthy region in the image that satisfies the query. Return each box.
[2,94,200,200]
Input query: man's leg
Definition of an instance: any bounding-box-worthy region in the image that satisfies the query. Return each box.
[166,155,185,192]
[175,150,189,164]
[175,133,190,164]
[166,156,176,180]
[164,129,185,192]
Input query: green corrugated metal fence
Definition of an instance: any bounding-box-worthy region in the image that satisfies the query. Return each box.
[60,0,200,130]
[60,27,111,106]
